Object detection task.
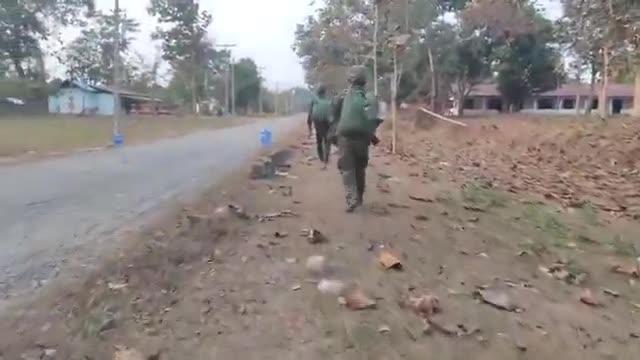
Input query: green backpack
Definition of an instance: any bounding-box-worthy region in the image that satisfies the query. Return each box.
[311,97,332,122]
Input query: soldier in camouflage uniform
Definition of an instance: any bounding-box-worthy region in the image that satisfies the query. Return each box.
[307,85,332,167]
[333,66,383,212]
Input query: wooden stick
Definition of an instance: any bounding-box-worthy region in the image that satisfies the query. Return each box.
[419,107,468,127]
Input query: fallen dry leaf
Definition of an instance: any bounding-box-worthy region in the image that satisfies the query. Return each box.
[611,264,640,278]
[409,195,433,203]
[114,346,145,360]
[379,250,403,270]
[580,288,600,306]
[476,288,517,311]
[344,287,377,310]
[408,294,441,318]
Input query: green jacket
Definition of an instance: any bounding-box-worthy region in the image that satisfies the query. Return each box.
[336,85,380,137]
[310,96,332,122]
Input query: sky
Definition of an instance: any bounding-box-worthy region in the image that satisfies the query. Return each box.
[46,0,563,90]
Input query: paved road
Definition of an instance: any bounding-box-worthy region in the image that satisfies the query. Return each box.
[0,116,299,300]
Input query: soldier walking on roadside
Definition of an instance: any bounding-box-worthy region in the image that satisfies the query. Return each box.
[307,85,332,168]
[332,66,383,212]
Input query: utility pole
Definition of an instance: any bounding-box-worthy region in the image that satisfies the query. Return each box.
[275,82,279,115]
[257,66,265,114]
[230,57,236,115]
[289,89,295,114]
[214,44,236,115]
[112,0,121,136]
[373,1,379,96]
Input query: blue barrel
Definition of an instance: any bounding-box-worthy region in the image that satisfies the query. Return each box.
[112,133,124,146]
[260,128,272,147]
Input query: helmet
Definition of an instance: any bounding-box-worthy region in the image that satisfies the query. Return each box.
[348,66,368,86]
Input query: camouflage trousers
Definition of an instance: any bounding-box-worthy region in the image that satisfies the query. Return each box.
[337,135,370,210]
[313,120,331,164]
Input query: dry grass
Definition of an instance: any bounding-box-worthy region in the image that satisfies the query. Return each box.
[0,115,253,158]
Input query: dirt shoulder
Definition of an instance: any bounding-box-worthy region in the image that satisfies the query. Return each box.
[1,117,640,360]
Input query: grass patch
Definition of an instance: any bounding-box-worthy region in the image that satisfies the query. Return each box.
[461,183,508,209]
[0,115,250,157]
[608,234,639,257]
[576,203,599,226]
[522,204,569,245]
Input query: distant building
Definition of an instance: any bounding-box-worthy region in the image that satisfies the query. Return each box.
[458,82,635,116]
[48,80,162,116]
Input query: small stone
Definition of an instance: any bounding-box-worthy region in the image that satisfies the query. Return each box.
[378,325,391,334]
[515,338,527,352]
[99,317,116,332]
[43,348,57,358]
[20,349,43,360]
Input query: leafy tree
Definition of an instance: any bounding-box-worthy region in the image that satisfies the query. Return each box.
[0,0,94,79]
[64,11,139,85]
[560,0,640,117]
[492,6,561,110]
[148,0,213,112]
[232,58,261,113]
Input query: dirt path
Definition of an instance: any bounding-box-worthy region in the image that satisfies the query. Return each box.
[1,120,640,360]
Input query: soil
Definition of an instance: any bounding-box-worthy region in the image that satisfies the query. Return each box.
[1,113,640,360]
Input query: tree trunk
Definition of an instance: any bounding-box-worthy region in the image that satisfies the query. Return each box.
[12,57,26,78]
[373,4,379,96]
[633,64,640,118]
[586,62,596,115]
[456,91,465,117]
[599,45,610,119]
[192,69,198,114]
[391,49,398,154]
[427,46,436,111]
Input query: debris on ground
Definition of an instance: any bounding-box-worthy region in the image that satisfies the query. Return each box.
[107,282,128,291]
[580,288,600,306]
[409,195,433,203]
[611,262,640,278]
[343,287,377,310]
[280,185,293,197]
[302,228,328,244]
[274,231,289,238]
[402,294,441,319]
[228,204,250,220]
[369,204,391,216]
[378,325,391,334]
[539,263,588,285]
[475,288,518,312]
[377,180,392,193]
[258,210,297,222]
[317,279,346,295]
[603,288,620,298]
[114,346,145,360]
[305,255,327,276]
[378,250,403,270]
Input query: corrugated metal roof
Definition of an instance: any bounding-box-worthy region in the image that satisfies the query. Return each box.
[58,80,161,101]
[465,82,634,98]
[60,79,98,92]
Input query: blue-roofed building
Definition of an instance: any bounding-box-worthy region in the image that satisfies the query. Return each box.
[48,80,160,116]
